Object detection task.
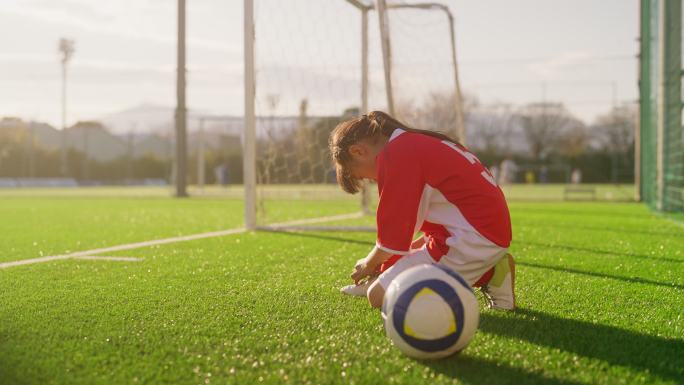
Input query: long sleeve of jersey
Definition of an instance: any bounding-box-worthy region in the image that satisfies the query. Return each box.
[375,140,425,255]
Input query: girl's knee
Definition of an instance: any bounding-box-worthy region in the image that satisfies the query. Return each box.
[367,280,385,308]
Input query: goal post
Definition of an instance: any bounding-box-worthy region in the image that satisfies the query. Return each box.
[244,0,257,230]
[243,0,468,230]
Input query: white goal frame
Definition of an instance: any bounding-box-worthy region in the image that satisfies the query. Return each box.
[242,0,465,231]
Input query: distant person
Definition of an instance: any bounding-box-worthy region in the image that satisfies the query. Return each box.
[330,111,516,311]
[222,162,231,186]
[499,157,518,185]
[214,163,228,186]
[539,165,549,184]
[571,168,582,184]
[525,170,535,184]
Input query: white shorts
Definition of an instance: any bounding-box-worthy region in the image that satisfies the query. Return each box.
[377,245,508,290]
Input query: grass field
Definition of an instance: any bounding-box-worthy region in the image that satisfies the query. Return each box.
[1,185,683,385]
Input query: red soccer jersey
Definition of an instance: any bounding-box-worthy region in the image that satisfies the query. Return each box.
[375,129,512,262]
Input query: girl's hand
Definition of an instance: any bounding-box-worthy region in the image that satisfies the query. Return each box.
[353,257,366,273]
[350,246,393,284]
[351,262,373,285]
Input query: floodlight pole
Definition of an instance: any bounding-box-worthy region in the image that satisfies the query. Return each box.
[244,0,257,230]
[60,59,67,176]
[175,0,188,197]
[58,38,75,177]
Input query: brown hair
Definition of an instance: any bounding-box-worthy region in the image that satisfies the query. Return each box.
[329,110,459,194]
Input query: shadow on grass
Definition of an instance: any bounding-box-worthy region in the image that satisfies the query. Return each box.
[517,240,684,264]
[516,221,684,238]
[477,308,684,383]
[513,206,652,220]
[271,231,684,290]
[263,229,375,247]
[425,355,585,385]
[270,230,684,289]
[519,261,684,290]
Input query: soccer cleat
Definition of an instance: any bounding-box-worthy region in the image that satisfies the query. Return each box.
[340,276,377,297]
[481,253,516,310]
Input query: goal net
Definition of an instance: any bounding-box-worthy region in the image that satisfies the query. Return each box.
[380,2,465,142]
[245,0,466,230]
[639,0,684,213]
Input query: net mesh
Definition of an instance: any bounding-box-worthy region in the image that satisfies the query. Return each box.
[385,4,462,140]
[250,0,465,226]
[253,0,372,226]
[640,0,684,212]
[250,1,466,226]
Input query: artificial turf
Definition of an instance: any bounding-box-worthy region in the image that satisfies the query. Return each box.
[0,188,360,263]
[0,187,682,385]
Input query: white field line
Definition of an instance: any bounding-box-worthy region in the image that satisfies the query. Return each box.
[0,227,246,270]
[73,256,144,262]
[259,212,363,229]
[259,225,375,232]
[0,212,364,270]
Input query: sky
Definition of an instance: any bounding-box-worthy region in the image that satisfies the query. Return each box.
[0,0,639,130]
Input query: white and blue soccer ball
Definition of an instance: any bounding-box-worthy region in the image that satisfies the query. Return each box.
[382,264,479,359]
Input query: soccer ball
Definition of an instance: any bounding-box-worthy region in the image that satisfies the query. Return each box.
[381,264,479,359]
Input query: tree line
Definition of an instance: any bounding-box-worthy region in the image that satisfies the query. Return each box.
[0,97,635,185]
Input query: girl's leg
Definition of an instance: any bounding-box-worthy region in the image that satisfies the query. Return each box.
[453,253,515,310]
[481,253,516,310]
[367,278,385,308]
[367,248,434,308]
[438,242,516,310]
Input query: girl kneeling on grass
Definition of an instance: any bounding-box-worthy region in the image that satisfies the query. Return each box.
[330,111,516,310]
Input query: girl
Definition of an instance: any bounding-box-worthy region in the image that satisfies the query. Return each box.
[330,111,515,310]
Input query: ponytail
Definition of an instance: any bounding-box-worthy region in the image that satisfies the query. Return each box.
[329,111,460,194]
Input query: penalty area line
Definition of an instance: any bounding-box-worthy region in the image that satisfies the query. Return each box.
[0,227,247,270]
[0,212,365,270]
[73,256,144,262]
